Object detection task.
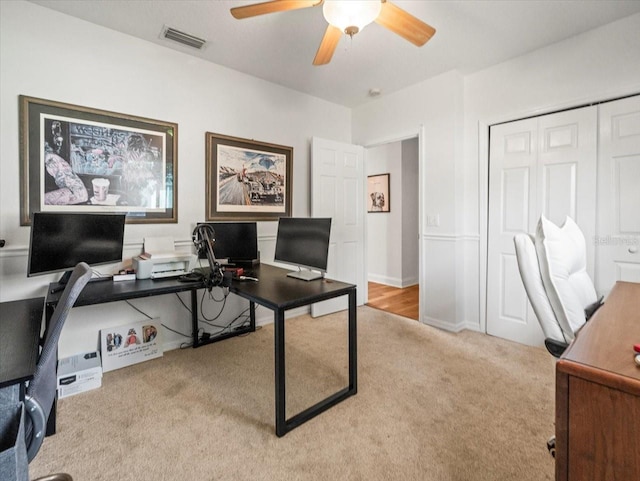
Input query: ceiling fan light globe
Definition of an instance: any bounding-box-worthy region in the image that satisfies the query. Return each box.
[322,0,382,34]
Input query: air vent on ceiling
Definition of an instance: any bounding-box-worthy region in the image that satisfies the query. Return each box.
[162,26,207,50]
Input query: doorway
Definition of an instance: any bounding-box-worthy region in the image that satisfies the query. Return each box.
[365,137,420,320]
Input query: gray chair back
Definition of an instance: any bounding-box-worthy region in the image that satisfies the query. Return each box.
[25,262,92,462]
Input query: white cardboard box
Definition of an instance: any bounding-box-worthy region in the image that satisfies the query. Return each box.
[57,351,102,389]
[58,376,102,399]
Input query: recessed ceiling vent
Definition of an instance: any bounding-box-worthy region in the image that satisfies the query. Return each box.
[162,26,207,50]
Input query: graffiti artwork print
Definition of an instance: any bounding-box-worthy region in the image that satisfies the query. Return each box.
[205,132,292,221]
[20,96,177,225]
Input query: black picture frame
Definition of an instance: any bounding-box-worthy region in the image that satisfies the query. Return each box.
[205,132,292,221]
[367,173,390,213]
[19,95,178,225]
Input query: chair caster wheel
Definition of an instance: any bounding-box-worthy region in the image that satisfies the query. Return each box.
[547,436,556,458]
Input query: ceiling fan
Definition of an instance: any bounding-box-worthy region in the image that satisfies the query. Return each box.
[230,0,436,65]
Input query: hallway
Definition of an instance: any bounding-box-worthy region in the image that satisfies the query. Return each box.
[367,282,419,321]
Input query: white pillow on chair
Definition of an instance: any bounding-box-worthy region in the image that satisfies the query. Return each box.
[535,215,597,339]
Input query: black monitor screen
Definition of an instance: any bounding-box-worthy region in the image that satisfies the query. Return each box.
[274,217,331,272]
[28,212,126,277]
[197,222,258,263]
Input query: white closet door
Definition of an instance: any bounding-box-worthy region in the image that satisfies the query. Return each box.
[487,106,597,346]
[596,95,640,293]
[487,117,541,345]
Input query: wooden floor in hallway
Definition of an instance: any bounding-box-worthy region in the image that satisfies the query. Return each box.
[367,282,419,321]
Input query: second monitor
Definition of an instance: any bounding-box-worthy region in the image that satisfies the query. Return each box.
[274,217,331,281]
[197,222,259,266]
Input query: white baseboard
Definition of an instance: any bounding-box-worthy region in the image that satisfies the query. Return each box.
[421,315,467,333]
[368,274,417,288]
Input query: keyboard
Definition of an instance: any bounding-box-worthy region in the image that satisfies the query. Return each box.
[150,269,186,280]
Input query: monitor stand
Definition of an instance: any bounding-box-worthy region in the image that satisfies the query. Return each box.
[286,269,324,281]
[57,270,73,285]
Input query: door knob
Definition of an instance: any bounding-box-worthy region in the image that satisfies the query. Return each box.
[629,246,638,254]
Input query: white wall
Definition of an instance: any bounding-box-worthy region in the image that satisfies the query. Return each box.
[354,70,465,330]
[353,13,640,334]
[365,142,402,285]
[0,1,351,357]
[401,138,419,286]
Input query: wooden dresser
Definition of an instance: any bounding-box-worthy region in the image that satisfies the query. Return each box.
[555,281,640,480]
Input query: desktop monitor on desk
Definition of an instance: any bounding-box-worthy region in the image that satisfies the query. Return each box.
[274,217,331,281]
[28,212,126,285]
[196,222,259,266]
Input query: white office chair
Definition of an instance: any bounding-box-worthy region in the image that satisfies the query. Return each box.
[513,233,569,357]
[514,215,602,456]
[514,215,602,356]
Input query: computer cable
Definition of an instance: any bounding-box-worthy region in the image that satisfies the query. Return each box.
[125,300,191,340]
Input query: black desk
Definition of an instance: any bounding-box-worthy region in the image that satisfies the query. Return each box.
[229,264,357,437]
[45,276,252,349]
[45,264,357,437]
[0,297,44,396]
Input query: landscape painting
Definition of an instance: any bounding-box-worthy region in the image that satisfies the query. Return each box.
[205,132,292,221]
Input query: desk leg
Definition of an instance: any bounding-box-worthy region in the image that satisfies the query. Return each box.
[191,289,199,348]
[348,288,357,393]
[44,302,57,436]
[275,287,358,437]
[274,308,286,437]
[249,301,256,331]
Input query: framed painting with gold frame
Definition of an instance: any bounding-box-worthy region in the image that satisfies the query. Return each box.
[205,132,292,221]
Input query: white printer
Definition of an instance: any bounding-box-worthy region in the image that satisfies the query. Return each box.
[132,236,197,279]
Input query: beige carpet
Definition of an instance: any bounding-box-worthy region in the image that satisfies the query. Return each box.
[30,306,555,481]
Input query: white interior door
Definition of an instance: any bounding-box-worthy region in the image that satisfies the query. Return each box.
[487,106,597,346]
[596,95,640,293]
[310,137,365,317]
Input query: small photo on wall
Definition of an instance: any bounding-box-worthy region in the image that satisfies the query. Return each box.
[367,173,390,213]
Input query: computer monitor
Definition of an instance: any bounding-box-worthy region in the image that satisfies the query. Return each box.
[274,217,331,281]
[28,212,126,284]
[196,222,259,265]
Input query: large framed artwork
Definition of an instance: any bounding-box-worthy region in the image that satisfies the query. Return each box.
[205,132,292,221]
[367,173,390,213]
[19,95,178,225]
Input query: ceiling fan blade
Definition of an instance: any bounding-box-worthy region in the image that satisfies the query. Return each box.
[231,0,322,19]
[313,24,342,65]
[375,0,436,46]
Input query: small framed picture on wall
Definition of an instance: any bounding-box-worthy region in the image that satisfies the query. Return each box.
[367,173,390,213]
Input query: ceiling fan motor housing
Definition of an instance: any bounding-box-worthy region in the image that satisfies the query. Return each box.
[323,0,382,35]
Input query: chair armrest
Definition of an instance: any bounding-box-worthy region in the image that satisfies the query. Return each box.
[584,296,604,321]
[24,395,46,462]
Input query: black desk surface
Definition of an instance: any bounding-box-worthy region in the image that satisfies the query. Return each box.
[46,276,202,308]
[0,297,44,388]
[45,264,354,311]
[230,264,355,310]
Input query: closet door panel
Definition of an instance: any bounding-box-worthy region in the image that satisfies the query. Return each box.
[487,118,541,345]
[538,106,597,280]
[596,95,640,292]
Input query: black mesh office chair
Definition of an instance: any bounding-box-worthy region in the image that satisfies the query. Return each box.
[1,262,91,481]
[25,262,92,481]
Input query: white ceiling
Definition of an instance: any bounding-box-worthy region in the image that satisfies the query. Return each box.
[28,0,640,108]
